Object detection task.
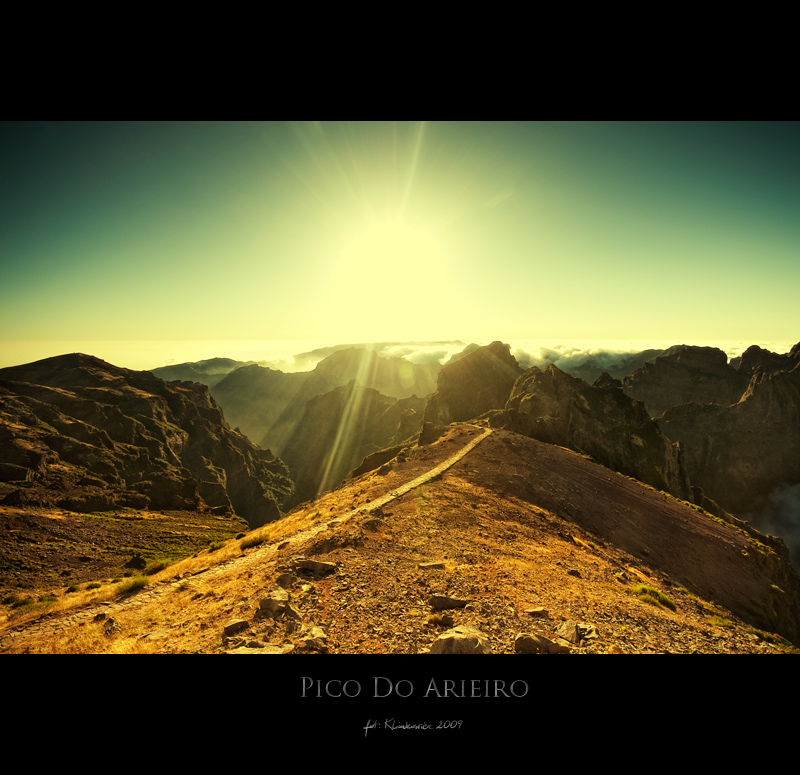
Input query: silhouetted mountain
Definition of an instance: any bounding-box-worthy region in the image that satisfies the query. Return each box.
[0,354,293,528]
[210,365,308,453]
[212,347,439,453]
[151,357,260,388]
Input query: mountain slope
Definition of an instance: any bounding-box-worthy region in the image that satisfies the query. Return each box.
[0,354,293,527]
[3,424,797,653]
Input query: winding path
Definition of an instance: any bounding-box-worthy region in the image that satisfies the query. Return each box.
[0,426,492,650]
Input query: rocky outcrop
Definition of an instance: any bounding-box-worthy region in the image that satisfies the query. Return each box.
[622,345,747,418]
[0,353,293,527]
[492,364,693,501]
[423,341,523,426]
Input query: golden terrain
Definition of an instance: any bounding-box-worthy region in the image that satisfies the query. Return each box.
[1,424,797,654]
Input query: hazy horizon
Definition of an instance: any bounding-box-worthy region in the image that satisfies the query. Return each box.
[1,336,796,374]
[2,121,798,352]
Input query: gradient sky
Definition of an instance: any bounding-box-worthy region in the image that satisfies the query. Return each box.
[1,121,798,356]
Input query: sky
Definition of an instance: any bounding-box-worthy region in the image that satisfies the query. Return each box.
[1,121,798,369]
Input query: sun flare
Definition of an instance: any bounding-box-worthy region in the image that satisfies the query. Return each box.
[340,219,449,277]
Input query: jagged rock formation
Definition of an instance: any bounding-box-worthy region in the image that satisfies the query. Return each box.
[279,380,425,506]
[490,365,693,501]
[523,347,666,386]
[660,346,800,517]
[0,354,293,527]
[423,341,523,426]
[622,345,747,418]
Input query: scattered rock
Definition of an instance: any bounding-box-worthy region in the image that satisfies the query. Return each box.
[291,557,337,575]
[223,619,250,637]
[275,573,295,588]
[429,625,492,654]
[514,633,570,654]
[298,625,328,651]
[103,617,121,638]
[555,620,599,645]
[428,594,469,610]
[524,606,549,618]
[225,644,294,654]
[556,620,581,644]
[259,589,289,618]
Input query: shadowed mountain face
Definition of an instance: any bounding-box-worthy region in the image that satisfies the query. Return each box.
[0,354,293,528]
[617,342,800,563]
[660,347,800,515]
[279,380,425,507]
[203,347,439,454]
[151,358,258,388]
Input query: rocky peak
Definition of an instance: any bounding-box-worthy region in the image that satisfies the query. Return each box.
[423,341,523,426]
[738,344,799,378]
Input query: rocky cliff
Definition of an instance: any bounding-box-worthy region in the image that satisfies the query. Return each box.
[423,341,523,426]
[622,345,747,418]
[0,354,293,528]
[660,351,800,517]
[490,365,693,501]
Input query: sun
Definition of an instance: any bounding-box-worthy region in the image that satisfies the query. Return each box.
[339,218,449,277]
[310,215,456,339]
[327,217,450,302]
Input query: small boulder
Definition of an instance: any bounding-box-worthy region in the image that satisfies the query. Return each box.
[429,594,469,610]
[223,619,250,637]
[259,588,289,618]
[428,625,491,654]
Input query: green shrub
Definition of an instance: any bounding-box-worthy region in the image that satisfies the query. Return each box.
[144,559,170,576]
[239,533,268,551]
[207,541,225,553]
[86,582,101,590]
[116,575,148,596]
[631,584,677,611]
[709,615,734,629]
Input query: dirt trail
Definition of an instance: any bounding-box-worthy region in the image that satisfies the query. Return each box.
[0,427,492,650]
